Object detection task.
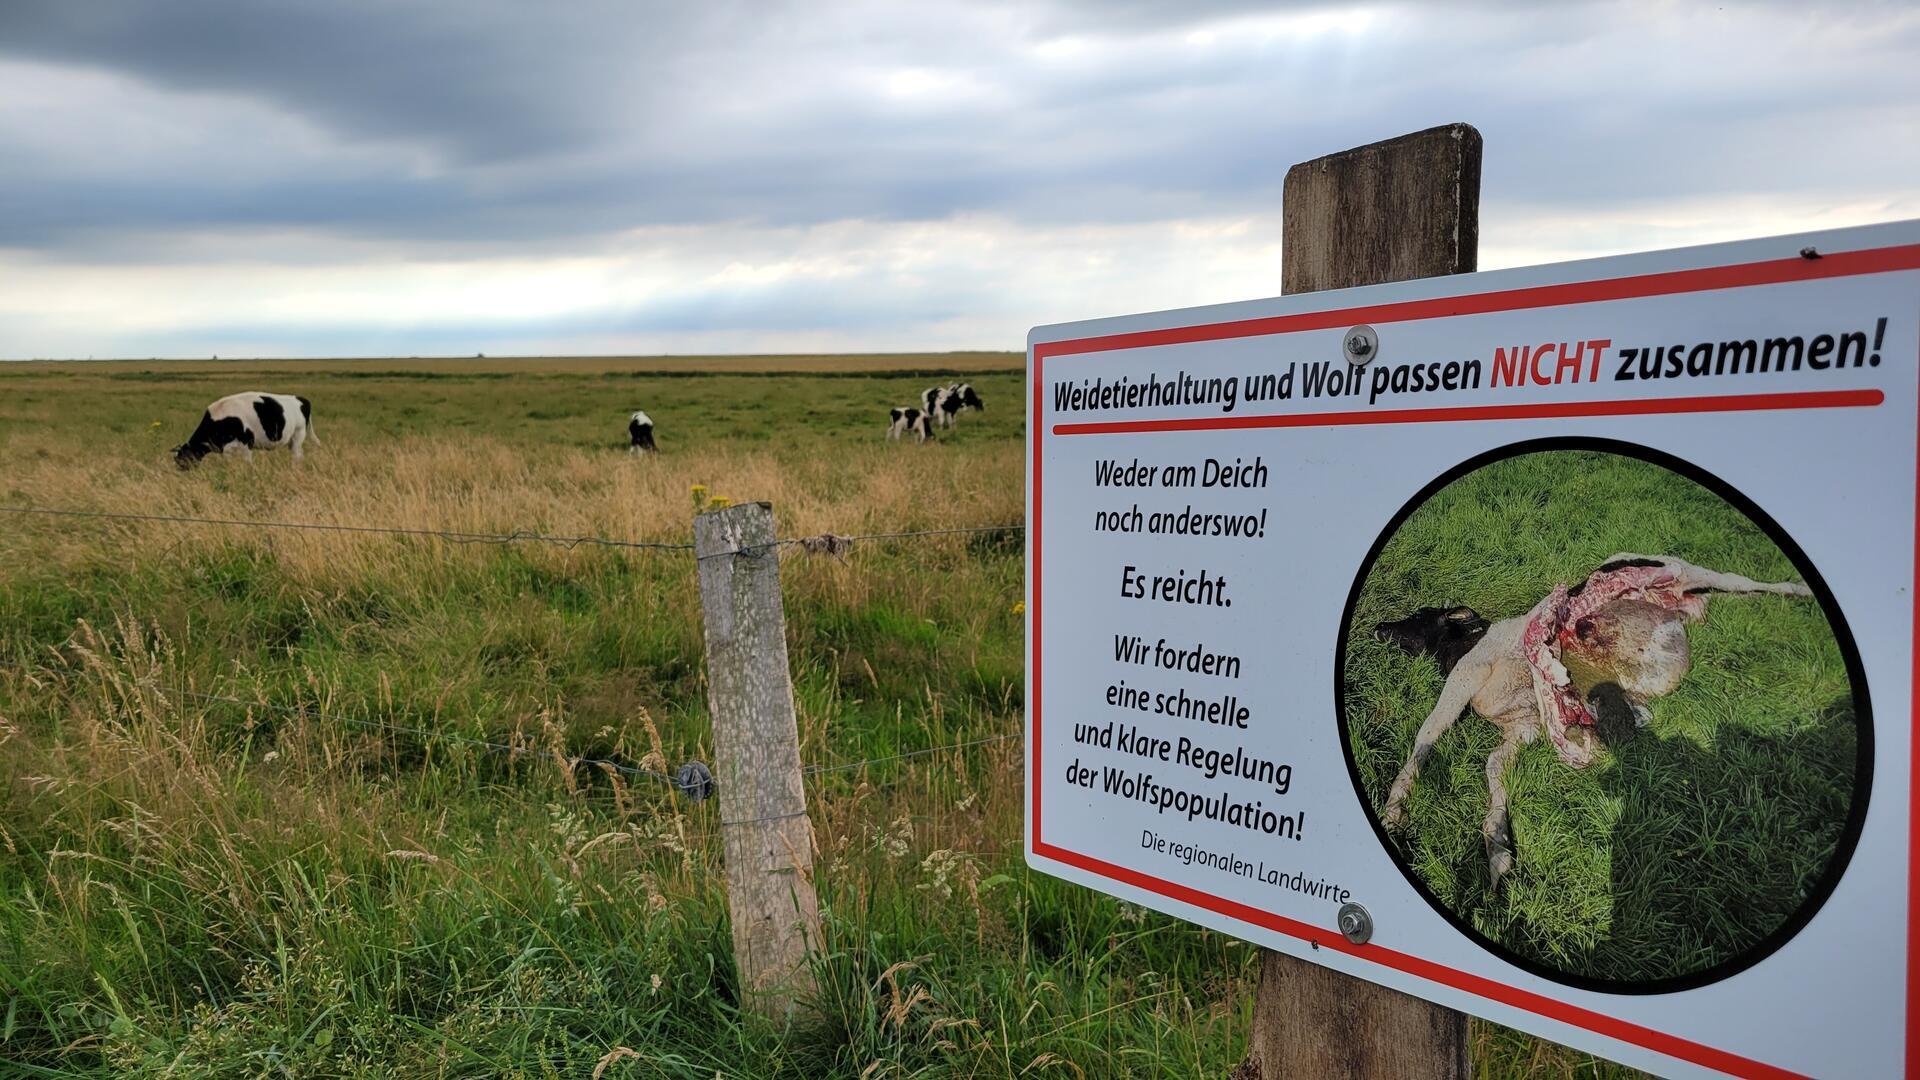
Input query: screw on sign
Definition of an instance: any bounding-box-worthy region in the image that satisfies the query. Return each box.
[1344,324,1379,367]
[1338,902,1373,945]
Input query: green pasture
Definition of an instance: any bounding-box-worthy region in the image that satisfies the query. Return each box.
[1,357,1640,1077]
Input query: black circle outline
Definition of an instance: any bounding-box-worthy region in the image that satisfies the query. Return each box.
[1333,435,1874,995]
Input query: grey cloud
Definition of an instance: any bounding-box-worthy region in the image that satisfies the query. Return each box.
[0,0,711,162]
[0,0,1915,261]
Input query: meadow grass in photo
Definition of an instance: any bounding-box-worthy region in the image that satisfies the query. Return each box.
[1343,447,1862,987]
[1,356,1643,1077]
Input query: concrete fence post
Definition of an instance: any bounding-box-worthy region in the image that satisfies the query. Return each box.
[693,501,822,1021]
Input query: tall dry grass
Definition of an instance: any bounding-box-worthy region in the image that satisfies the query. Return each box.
[0,361,1636,1077]
[0,435,1024,582]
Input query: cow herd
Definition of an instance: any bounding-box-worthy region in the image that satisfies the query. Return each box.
[887,383,984,444]
[166,381,987,469]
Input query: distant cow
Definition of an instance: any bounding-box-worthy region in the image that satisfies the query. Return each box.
[887,407,933,443]
[922,383,984,428]
[629,410,657,454]
[173,392,316,469]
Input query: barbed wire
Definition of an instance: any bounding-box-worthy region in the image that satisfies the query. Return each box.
[720,808,812,828]
[16,504,1024,800]
[2,504,1023,560]
[803,732,1019,775]
[0,505,694,552]
[697,524,1025,561]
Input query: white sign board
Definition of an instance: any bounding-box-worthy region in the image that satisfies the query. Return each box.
[1025,220,1920,1078]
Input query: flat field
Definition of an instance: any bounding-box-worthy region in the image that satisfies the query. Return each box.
[0,355,1632,1077]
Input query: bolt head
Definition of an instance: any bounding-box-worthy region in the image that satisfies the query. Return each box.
[1337,901,1373,945]
[1343,325,1379,367]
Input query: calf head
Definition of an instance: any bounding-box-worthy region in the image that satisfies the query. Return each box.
[958,384,984,410]
[1373,606,1489,674]
[172,442,209,470]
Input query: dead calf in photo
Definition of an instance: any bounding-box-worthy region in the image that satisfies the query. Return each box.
[1373,553,1814,888]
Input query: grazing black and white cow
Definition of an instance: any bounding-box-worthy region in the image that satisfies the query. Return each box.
[628,410,657,454]
[951,383,983,416]
[173,392,316,469]
[922,383,984,428]
[887,406,934,443]
[920,386,948,424]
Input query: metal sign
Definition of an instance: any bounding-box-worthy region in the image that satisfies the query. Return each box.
[1025,220,1920,1078]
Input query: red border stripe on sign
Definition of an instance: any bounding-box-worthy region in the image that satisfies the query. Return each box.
[1910,330,1920,1078]
[1029,839,1802,1080]
[1035,243,1920,362]
[1029,239,1920,1079]
[1052,389,1884,437]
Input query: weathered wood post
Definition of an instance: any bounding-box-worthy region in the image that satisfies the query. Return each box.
[693,501,822,1020]
[1239,123,1481,1079]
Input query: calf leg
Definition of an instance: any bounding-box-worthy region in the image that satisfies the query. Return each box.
[1381,661,1487,829]
[1483,731,1525,889]
[290,430,307,463]
[1605,553,1811,598]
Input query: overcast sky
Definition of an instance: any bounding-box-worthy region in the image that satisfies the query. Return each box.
[2,0,1916,358]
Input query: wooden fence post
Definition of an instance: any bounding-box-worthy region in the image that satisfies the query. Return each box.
[1238,123,1481,1080]
[693,501,822,1021]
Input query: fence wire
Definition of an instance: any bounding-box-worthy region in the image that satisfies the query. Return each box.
[0,504,695,553]
[1,504,1022,560]
[697,524,1025,561]
[803,732,1019,775]
[21,503,1025,812]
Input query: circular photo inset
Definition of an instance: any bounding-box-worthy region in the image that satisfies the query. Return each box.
[1337,438,1869,993]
